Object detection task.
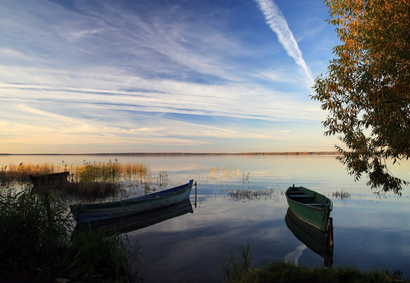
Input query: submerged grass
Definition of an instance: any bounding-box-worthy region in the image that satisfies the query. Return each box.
[227,188,282,202]
[223,245,409,283]
[209,166,241,180]
[331,189,351,200]
[0,187,143,282]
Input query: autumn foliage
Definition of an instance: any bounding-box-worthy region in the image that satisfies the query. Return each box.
[312,0,410,194]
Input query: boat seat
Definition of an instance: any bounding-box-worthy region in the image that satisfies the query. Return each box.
[289,191,304,195]
[289,194,314,198]
[304,203,325,207]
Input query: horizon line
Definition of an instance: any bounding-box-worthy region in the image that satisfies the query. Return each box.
[0,151,340,156]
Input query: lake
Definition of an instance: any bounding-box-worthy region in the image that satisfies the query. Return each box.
[1,154,410,282]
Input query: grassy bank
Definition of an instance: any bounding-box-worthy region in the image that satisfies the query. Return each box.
[226,261,409,283]
[223,245,409,283]
[0,187,142,282]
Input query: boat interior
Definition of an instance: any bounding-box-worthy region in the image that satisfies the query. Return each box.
[287,187,326,207]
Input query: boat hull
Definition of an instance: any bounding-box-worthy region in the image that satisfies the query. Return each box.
[70,180,194,224]
[285,186,332,231]
[74,198,193,235]
[29,172,69,188]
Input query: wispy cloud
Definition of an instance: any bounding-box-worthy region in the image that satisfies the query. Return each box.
[67,28,105,41]
[254,0,314,86]
[0,71,324,123]
[0,0,336,153]
[284,244,307,265]
[254,69,298,83]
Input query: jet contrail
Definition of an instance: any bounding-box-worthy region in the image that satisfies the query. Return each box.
[255,0,314,85]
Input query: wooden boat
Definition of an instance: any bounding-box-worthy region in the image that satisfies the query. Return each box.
[29,171,69,187]
[285,208,333,267]
[70,179,194,224]
[285,185,332,231]
[74,198,193,236]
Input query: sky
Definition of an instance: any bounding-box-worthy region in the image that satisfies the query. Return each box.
[0,0,341,154]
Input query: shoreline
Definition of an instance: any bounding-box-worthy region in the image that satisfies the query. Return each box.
[0,151,340,156]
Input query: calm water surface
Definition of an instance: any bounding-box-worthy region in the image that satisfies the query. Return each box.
[1,155,410,282]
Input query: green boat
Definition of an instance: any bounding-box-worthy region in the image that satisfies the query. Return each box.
[285,185,333,231]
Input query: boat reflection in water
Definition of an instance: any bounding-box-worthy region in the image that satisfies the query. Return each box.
[285,208,333,267]
[74,198,193,235]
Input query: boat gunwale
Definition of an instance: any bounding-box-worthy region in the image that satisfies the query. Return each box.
[74,198,194,234]
[69,179,194,223]
[285,186,333,211]
[29,171,70,182]
[288,200,328,211]
[70,180,193,209]
[285,185,333,231]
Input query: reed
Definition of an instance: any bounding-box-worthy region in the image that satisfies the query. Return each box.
[0,188,70,280]
[222,244,251,282]
[331,189,351,200]
[227,187,280,202]
[61,181,127,202]
[0,161,152,201]
[0,161,149,184]
[0,187,142,282]
[157,171,169,188]
[64,228,142,282]
[122,162,148,178]
[242,172,250,184]
[209,166,241,180]
[0,163,57,184]
[1,160,175,206]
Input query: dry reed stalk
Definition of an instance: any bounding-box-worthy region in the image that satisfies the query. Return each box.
[0,161,149,185]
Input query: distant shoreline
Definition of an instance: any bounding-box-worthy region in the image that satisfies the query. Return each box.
[0,151,340,156]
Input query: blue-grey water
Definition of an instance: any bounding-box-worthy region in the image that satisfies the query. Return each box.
[1,154,409,282]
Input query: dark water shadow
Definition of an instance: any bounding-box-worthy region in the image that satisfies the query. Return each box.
[285,208,333,267]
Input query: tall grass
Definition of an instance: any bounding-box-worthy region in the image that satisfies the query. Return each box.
[222,245,408,283]
[0,161,149,184]
[222,244,251,282]
[0,161,152,201]
[71,161,148,183]
[64,229,142,282]
[0,187,142,282]
[0,163,57,185]
[61,181,126,202]
[0,188,70,272]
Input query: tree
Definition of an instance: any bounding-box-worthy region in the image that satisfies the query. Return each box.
[312,0,410,195]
